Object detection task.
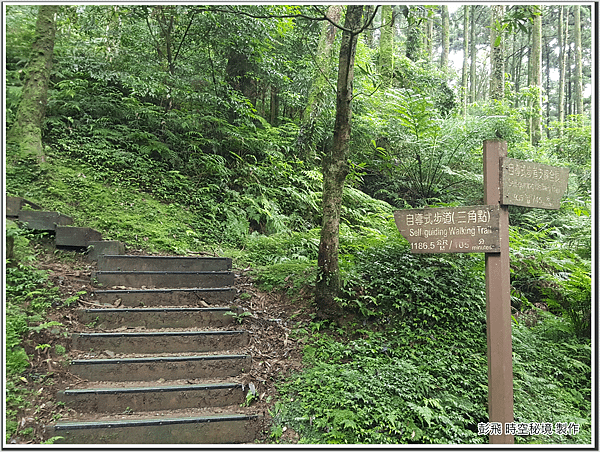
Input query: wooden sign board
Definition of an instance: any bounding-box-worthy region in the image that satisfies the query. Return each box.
[501,158,569,209]
[394,205,500,253]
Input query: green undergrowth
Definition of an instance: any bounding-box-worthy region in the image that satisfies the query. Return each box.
[269,237,591,445]
[6,150,396,258]
[5,136,590,447]
[273,329,489,444]
[5,227,74,441]
[508,207,592,339]
[511,313,591,444]
[7,157,203,254]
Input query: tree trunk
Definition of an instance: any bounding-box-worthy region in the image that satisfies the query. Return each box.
[378,5,394,84]
[269,86,279,126]
[163,9,175,111]
[509,31,516,91]
[425,10,433,59]
[558,6,568,129]
[530,11,542,145]
[469,6,477,103]
[461,6,469,117]
[489,5,505,101]
[543,22,551,138]
[574,5,584,116]
[514,36,523,108]
[568,43,573,117]
[404,6,422,61]
[440,5,449,71]
[7,5,58,161]
[157,6,176,75]
[315,5,363,317]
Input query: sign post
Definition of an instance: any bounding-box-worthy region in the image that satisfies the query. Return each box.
[394,139,569,444]
[483,140,514,444]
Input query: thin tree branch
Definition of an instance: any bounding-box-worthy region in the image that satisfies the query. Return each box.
[200,5,380,37]
[173,9,196,65]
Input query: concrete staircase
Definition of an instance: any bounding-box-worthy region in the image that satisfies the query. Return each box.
[6,197,260,443]
[49,254,260,444]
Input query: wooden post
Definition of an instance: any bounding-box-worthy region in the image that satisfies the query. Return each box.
[483,140,514,444]
[393,139,567,442]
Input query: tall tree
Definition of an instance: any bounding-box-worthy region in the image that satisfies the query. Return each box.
[514,32,525,108]
[269,87,279,126]
[7,5,58,161]
[461,6,469,116]
[403,6,423,61]
[424,8,433,58]
[530,9,542,145]
[567,42,572,116]
[573,5,584,116]
[378,5,394,84]
[315,5,364,316]
[469,6,477,103]
[557,5,569,137]
[489,5,505,101]
[542,16,551,138]
[362,5,375,48]
[440,5,449,72]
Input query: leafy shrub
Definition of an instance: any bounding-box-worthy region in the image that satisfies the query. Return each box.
[5,377,30,442]
[355,96,511,207]
[509,216,591,337]
[347,240,487,329]
[6,307,30,374]
[251,261,317,297]
[550,267,591,339]
[245,230,320,267]
[5,263,56,374]
[6,220,33,262]
[512,313,591,444]
[278,327,488,444]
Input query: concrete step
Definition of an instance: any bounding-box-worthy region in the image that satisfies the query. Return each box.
[72,330,249,354]
[92,271,234,289]
[90,287,236,307]
[56,226,102,247]
[57,382,246,413]
[78,307,242,329]
[18,210,73,231]
[6,196,42,218]
[50,413,261,444]
[69,354,251,381]
[86,241,125,262]
[98,255,232,272]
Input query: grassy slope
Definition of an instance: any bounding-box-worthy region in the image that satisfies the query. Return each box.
[7,157,212,256]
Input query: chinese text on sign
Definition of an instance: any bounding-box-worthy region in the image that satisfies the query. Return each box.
[394,205,501,254]
[501,158,569,210]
